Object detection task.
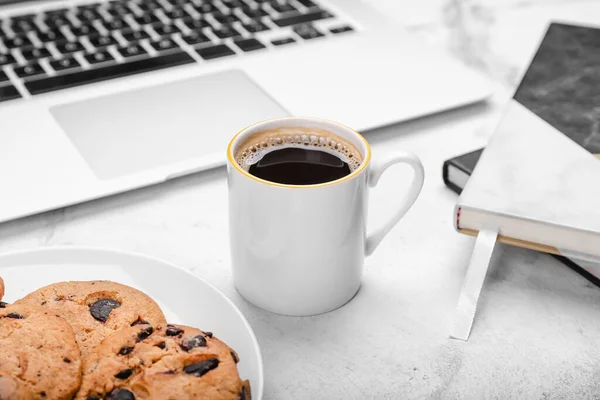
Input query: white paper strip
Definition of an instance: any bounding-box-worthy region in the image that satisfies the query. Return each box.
[450,228,498,341]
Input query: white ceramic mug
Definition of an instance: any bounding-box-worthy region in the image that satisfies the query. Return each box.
[227,117,424,316]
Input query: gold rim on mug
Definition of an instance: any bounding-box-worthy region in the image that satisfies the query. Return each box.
[227,117,372,189]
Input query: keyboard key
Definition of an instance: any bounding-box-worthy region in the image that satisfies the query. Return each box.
[0,53,16,66]
[0,85,21,102]
[213,12,238,25]
[44,15,71,28]
[178,14,195,24]
[149,38,179,51]
[76,8,102,22]
[22,47,52,60]
[212,26,240,39]
[193,3,218,14]
[182,31,210,45]
[85,50,116,64]
[71,24,101,37]
[243,7,269,19]
[271,37,295,46]
[50,56,81,71]
[104,19,132,32]
[25,51,194,95]
[135,14,162,26]
[106,3,133,17]
[4,36,34,49]
[186,18,210,30]
[38,29,68,43]
[165,0,189,6]
[293,23,323,40]
[85,50,115,65]
[137,0,161,12]
[154,24,181,36]
[90,35,119,48]
[273,9,332,27]
[330,25,353,34]
[196,44,235,60]
[270,2,296,13]
[221,0,244,9]
[164,9,189,20]
[117,43,147,58]
[10,17,37,33]
[14,63,45,78]
[56,41,85,54]
[296,0,316,8]
[122,30,151,41]
[243,22,269,33]
[234,38,265,52]
[0,70,8,82]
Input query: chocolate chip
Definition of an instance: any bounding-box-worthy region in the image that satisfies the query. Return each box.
[239,386,247,400]
[183,358,219,377]
[136,326,153,342]
[165,325,183,336]
[63,357,71,363]
[0,302,8,308]
[114,369,133,379]
[160,370,176,375]
[231,351,239,364]
[204,331,213,338]
[130,317,148,326]
[40,392,46,398]
[118,346,134,355]
[180,335,206,351]
[40,301,47,306]
[89,299,120,322]
[156,342,166,349]
[105,389,135,400]
[5,313,23,319]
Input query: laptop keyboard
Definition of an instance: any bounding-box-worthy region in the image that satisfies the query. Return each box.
[0,0,355,102]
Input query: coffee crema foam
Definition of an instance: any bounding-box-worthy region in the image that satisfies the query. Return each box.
[234,127,363,172]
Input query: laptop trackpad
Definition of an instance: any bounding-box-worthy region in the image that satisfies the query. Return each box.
[50,70,289,180]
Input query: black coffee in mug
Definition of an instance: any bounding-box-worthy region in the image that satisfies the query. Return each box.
[249,148,351,185]
[234,127,363,185]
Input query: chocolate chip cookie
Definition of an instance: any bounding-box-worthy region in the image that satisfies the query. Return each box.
[16,281,167,357]
[0,303,82,400]
[76,324,250,400]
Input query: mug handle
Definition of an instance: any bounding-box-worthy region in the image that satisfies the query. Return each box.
[365,151,425,256]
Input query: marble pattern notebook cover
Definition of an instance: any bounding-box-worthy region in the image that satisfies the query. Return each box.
[454,22,600,263]
[444,150,600,286]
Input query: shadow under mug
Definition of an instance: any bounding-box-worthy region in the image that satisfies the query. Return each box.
[227,117,424,316]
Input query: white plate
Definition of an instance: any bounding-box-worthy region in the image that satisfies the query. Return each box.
[0,246,264,399]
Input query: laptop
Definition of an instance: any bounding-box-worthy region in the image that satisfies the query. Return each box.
[0,0,491,223]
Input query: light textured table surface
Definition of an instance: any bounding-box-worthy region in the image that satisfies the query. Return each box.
[2,0,600,398]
